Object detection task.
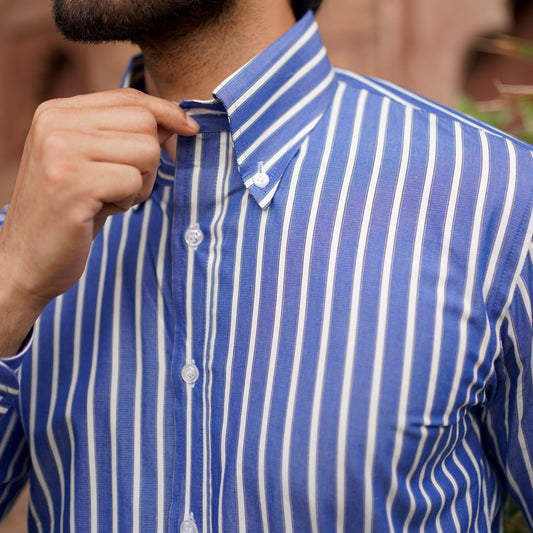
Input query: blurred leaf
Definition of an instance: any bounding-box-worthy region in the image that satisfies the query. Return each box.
[504,497,530,532]
[477,34,533,61]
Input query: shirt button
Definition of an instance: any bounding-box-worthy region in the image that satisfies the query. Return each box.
[180,520,198,533]
[184,225,204,248]
[181,362,199,384]
[253,170,270,188]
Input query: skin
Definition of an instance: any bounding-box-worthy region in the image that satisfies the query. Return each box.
[0,0,296,356]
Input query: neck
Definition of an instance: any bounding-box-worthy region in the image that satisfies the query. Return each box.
[142,1,296,104]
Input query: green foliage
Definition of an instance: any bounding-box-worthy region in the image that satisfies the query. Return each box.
[458,92,533,145]
[458,33,533,146]
[503,498,529,532]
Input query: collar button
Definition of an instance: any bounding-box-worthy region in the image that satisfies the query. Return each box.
[253,171,270,189]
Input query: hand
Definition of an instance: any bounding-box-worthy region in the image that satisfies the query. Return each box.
[0,88,199,355]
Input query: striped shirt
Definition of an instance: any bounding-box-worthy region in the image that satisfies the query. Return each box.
[1,10,533,532]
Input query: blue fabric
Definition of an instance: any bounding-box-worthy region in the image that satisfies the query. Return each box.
[2,11,533,532]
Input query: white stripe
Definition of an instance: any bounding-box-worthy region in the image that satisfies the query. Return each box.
[302,83,351,533]
[133,201,152,533]
[217,192,250,532]
[354,97,392,533]
[156,187,171,533]
[111,209,132,533]
[482,139,517,299]
[255,113,323,208]
[0,411,17,461]
[233,47,327,141]
[257,110,310,532]
[202,132,231,531]
[184,135,203,519]
[206,141,233,533]
[29,321,55,530]
[518,267,533,325]
[377,77,506,136]
[244,114,322,184]
[224,21,320,115]
[386,113,438,532]
[505,315,533,525]
[87,222,111,531]
[426,122,464,423]
[158,169,175,182]
[435,429,462,532]
[0,384,18,395]
[435,130,491,527]
[279,84,347,533]
[29,492,44,533]
[271,134,304,528]
[444,131,490,425]
[335,68,412,107]
[237,70,335,166]
[48,295,66,533]
[66,269,88,532]
[419,427,451,532]
[467,414,490,530]
[0,439,26,507]
[412,123,465,530]
[313,85,364,533]
[0,413,24,513]
[458,420,481,531]
[236,209,270,533]
[365,103,413,528]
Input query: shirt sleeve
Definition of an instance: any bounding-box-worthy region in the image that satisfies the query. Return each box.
[0,333,32,414]
[0,347,31,521]
[0,202,33,413]
[0,408,31,522]
[0,205,32,518]
[483,239,533,527]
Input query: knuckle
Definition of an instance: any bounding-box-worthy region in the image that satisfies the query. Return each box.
[33,105,57,131]
[126,167,144,195]
[40,130,69,156]
[134,108,158,135]
[119,87,143,104]
[33,98,64,122]
[40,134,76,185]
[145,136,161,161]
[43,159,75,189]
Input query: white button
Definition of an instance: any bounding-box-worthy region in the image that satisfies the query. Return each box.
[180,520,198,533]
[181,362,199,384]
[253,171,270,188]
[184,225,204,248]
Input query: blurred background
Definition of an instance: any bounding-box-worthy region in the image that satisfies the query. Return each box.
[0,0,532,530]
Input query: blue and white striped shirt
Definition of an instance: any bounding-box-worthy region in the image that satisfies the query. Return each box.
[2,11,533,532]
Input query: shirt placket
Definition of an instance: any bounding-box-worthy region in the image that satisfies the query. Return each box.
[170,131,211,533]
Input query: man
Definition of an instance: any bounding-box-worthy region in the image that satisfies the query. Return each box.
[0,0,533,531]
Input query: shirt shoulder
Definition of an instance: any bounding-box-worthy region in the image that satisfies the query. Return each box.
[333,66,533,155]
[322,67,533,310]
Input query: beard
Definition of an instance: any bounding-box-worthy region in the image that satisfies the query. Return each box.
[52,0,236,47]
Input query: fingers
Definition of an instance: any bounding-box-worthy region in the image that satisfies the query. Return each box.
[0,87,196,314]
[35,88,200,137]
[35,129,160,212]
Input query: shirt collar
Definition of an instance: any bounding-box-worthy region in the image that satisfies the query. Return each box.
[122,11,336,209]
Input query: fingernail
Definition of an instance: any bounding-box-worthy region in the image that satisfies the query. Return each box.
[186,114,200,131]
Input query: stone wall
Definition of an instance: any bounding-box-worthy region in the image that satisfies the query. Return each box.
[317,0,509,103]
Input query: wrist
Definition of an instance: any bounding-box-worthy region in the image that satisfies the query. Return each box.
[0,251,47,357]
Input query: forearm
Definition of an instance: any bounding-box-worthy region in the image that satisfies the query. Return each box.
[0,266,43,358]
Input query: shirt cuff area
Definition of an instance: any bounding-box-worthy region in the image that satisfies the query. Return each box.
[0,330,32,413]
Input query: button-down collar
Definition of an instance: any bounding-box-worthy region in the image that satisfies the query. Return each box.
[122,11,336,209]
